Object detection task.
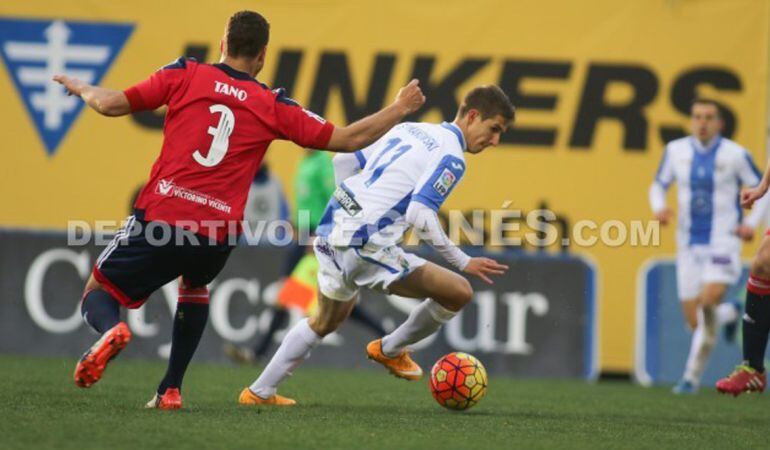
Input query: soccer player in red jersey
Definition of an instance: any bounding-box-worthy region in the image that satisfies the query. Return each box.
[53,10,425,409]
[716,170,770,396]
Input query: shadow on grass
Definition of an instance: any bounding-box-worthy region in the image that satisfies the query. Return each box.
[291,401,768,430]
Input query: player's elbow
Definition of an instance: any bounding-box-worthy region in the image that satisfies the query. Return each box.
[328,127,366,153]
[340,137,367,153]
[95,92,130,117]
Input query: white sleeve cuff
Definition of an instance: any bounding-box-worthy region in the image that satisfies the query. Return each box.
[649,182,667,214]
[405,201,470,270]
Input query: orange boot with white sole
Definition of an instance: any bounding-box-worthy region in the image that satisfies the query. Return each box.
[365,339,423,381]
[74,322,132,388]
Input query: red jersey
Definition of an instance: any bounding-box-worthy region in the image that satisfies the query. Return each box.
[124,57,334,242]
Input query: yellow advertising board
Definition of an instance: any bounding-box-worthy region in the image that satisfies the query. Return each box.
[1,0,768,371]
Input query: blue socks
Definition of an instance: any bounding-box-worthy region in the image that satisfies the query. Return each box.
[81,289,120,333]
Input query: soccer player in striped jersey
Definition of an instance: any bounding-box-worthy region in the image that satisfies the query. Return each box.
[240,86,513,406]
[649,98,770,394]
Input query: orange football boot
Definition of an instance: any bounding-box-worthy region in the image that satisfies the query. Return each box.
[366,339,423,381]
[74,322,132,388]
[238,388,296,406]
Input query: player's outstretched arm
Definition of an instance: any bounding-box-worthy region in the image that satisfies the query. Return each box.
[649,182,673,225]
[325,79,425,152]
[740,185,770,241]
[462,257,509,285]
[52,75,131,117]
[406,201,508,284]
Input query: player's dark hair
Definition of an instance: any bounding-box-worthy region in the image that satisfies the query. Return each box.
[226,11,270,58]
[458,85,515,122]
[691,97,723,118]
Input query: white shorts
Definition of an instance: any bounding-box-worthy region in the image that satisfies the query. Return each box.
[676,245,741,300]
[313,237,426,301]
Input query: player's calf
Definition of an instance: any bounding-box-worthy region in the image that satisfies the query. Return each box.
[155,280,210,398]
[74,288,129,388]
[246,318,323,400]
[80,287,121,334]
[375,264,469,369]
[245,295,355,401]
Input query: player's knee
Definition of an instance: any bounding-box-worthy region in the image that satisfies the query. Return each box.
[703,327,718,347]
[700,289,723,307]
[751,249,770,278]
[83,273,102,295]
[461,279,474,305]
[308,315,341,337]
[451,278,473,310]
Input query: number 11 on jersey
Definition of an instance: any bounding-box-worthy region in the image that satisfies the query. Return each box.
[365,137,412,187]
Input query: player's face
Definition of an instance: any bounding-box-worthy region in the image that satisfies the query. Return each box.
[690,103,722,143]
[466,112,509,154]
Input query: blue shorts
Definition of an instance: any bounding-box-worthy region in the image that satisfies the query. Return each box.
[92,215,233,308]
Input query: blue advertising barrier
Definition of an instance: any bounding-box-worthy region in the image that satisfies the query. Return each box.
[634,257,769,387]
[0,229,600,379]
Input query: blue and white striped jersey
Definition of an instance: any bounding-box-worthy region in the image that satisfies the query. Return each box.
[651,135,763,247]
[316,121,466,248]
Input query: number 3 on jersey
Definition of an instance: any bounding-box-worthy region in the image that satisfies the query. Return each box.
[193,104,235,167]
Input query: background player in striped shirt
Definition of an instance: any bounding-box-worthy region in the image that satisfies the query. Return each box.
[52,10,425,409]
[649,98,770,394]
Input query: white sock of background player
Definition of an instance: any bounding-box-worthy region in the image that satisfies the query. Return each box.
[381,298,456,357]
[714,302,739,325]
[683,307,717,386]
[249,318,321,398]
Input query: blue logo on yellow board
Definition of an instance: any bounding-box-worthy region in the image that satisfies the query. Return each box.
[0,17,133,156]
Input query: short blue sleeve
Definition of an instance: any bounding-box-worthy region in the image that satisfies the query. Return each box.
[412,154,466,211]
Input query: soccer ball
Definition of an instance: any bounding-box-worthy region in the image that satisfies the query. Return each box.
[429,352,488,411]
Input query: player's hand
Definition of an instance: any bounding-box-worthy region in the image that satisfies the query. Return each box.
[654,208,673,226]
[52,74,86,97]
[394,79,425,115]
[463,257,508,285]
[735,224,755,242]
[741,184,769,209]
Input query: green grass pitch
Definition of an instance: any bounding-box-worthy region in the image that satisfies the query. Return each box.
[1,355,767,449]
